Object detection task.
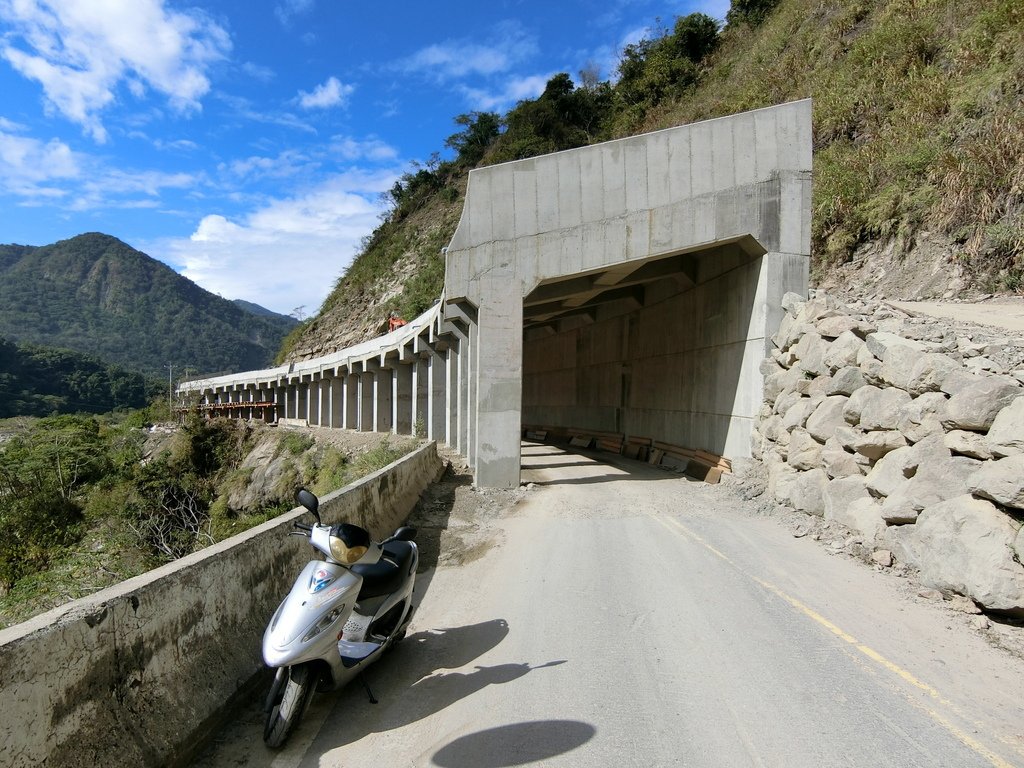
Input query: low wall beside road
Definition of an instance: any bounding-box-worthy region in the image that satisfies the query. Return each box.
[0,441,444,768]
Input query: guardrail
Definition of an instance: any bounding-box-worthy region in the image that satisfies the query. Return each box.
[0,442,444,768]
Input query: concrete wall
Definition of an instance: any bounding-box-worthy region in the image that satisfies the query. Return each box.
[0,443,443,768]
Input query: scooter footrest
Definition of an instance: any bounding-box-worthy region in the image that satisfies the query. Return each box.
[338,639,382,668]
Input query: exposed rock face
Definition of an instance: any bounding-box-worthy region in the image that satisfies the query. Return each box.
[755,291,1024,616]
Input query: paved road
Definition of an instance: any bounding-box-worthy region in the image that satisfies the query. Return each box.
[194,444,1024,767]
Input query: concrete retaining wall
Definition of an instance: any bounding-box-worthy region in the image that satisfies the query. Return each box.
[0,442,443,768]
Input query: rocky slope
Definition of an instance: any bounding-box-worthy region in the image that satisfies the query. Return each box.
[751,291,1024,616]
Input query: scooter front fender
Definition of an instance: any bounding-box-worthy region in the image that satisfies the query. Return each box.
[263,560,360,669]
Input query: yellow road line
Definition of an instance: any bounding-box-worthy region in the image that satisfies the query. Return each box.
[656,515,1018,768]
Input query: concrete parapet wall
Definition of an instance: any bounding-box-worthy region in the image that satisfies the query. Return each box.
[0,442,443,768]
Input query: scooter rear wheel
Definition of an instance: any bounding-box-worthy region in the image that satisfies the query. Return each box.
[264,663,318,748]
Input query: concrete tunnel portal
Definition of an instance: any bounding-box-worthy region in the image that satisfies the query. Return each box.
[179,100,812,489]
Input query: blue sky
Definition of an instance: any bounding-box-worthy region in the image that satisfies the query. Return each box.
[0,0,727,316]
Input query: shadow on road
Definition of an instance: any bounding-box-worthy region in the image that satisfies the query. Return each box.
[305,619,566,752]
[431,719,596,767]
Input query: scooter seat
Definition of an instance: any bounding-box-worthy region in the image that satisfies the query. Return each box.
[352,541,414,600]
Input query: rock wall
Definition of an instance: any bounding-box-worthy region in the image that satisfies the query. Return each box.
[753,291,1024,616]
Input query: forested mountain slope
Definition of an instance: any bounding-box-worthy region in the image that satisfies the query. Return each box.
[282,0,1022,362]
[0,233,297,377]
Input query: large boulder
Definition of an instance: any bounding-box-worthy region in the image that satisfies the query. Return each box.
[842,427,908,461]
[896,392,947,443]
[821,436,863,479]
[781,395,824,430]
[987,395,1024,457]
[806,395,850,442]
[879,345,926,391]
[944,430,993,460]
[969,455,1024,511]
[865,445,915,498]
[816,314,874,340]
[881,454,981,524]
[865,332,928,361]
[826,367,867,396]
[907,353,961,396]
[776,467,829,516]
[834,496,887,542]
[823,330,865,372]
[900,495,1024,616]
[844,385,911,430]
[942,378,1022,431]
[791,332,830,377]
[787,428,823,471]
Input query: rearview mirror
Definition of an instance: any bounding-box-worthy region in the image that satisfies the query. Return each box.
[295,488,321,525]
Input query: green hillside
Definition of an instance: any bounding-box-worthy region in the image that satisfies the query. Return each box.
[0,233,298,377]
[0,336,155,417]
[284,0,1023,360]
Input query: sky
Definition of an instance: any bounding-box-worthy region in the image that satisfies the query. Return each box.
[0,0,728,317]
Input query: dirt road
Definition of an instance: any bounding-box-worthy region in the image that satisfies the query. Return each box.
[194,443,1024,767]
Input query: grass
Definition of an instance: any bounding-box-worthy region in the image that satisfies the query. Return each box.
[633,0,1024,286]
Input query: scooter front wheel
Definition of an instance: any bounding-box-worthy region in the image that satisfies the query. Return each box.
[264,663,318,748]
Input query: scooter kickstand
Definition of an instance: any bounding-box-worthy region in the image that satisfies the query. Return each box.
[359,672,378,705]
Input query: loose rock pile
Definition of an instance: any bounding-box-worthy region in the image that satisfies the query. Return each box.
[753,291,1024,616]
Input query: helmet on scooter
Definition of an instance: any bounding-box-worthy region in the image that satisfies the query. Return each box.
[328,523,372,564]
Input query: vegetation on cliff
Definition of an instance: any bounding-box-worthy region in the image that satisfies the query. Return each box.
[0,336,158,417]
[287,0,1023,360]
[0,409,415,629]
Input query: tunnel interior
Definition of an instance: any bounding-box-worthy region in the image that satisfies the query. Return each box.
[521,235,768,460]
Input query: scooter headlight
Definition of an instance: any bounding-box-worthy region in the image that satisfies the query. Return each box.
[328,523,371,564]
[301,606,345,643]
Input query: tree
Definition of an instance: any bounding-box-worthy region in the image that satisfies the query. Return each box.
[445,112,502,167]
[726,0,780,27]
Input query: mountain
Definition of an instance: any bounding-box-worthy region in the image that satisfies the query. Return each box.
[0,233,298,378]
[0,335,154,417]
[281,0,1023,361]
[233,299,299,324]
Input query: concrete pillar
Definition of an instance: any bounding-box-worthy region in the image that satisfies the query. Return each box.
[471,290,522,488]
[446,340,460,447]
[330,375,343,428]
[374,366,393,433]
[358,369,373,431]
[394,363,413,435]
[412,357,428,437]
[428,350,447,442]
[307,381,318,425]
[319,377,329,427]
[344,373,358,429]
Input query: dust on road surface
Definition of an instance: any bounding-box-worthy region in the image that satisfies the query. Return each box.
[890,297,1024,334]
[193,444,1024,768]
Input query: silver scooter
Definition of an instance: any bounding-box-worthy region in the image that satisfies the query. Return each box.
[262,488,418,748]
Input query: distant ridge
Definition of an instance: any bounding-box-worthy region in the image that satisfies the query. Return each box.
[232,299,298,324]
[0,233,297,377]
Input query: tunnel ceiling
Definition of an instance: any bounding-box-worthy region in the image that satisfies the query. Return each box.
[522,235,766,332]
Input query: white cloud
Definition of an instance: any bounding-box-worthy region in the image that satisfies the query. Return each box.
[241,61,275,82]
[152,170,400,314]
[394,21,538,82]
[297,76,353,109]
[330,135,398,162]
[0,0,231,142]
[460,74,552,112]
[0,129,79,196]
[275,0,314,27]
